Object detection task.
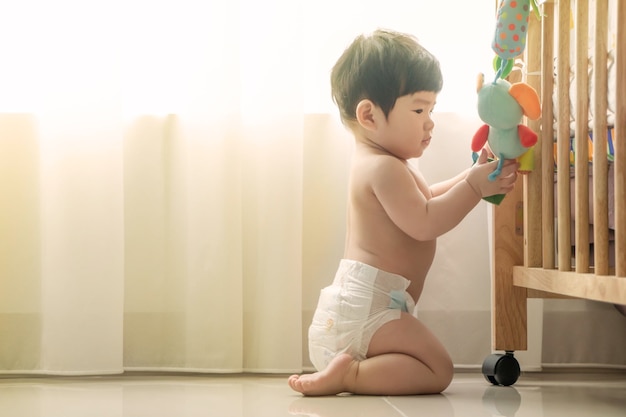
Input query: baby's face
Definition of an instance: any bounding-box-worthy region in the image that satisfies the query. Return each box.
[377,91,437,160]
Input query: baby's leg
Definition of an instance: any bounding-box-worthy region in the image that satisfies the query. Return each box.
[356,312,453,395]
[288,313,453,396]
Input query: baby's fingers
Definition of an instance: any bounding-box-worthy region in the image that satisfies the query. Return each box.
[500,159,520,176]
[477,148,489,164]
[498,170,518,192]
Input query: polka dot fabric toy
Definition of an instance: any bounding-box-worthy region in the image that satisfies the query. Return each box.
[492,0,541,80]
[471,0,542,205]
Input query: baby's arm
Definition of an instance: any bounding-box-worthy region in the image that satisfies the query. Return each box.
[429,168,471,198]
[429,149,497,197]
[371,150,517,241]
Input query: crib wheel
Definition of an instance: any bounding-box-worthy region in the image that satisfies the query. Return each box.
[482,352,520,386]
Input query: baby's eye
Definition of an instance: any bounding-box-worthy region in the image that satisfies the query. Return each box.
[413,109,424,114]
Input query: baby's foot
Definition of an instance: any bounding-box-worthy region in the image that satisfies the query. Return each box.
[288,353,356,396]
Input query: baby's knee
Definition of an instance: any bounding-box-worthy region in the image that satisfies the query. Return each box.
[437,361,454,392]
[440,366,454,392]
[429,358,453,393]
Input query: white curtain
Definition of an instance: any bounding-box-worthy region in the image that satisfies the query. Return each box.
[2,0,558,375]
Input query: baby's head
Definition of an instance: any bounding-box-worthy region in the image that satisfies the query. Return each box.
[331,29,443,127]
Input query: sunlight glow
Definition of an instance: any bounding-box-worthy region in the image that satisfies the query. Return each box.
[0,0,494,117]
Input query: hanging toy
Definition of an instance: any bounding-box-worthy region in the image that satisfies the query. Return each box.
[471,0,542,205]
[492,0,541,81]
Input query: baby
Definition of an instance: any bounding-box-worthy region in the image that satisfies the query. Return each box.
[288,29,518,396]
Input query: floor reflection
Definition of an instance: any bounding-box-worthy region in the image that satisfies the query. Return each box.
[0,372,624,417]
[482,386,521,417]
[289,392,454,417]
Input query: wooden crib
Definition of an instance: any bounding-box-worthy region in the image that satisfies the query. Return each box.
[483,0,625,385]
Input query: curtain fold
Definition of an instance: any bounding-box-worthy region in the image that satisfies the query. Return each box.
[0,113,126,374]
[0,115,42,372]
[0,112,305,374]
[122,114,306,372]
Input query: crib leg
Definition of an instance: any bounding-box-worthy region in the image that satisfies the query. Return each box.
[492,180,528,351]
[487,177,527,387]
[482,351,521,386]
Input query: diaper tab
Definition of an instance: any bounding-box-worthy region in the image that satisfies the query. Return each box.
[389,290,409,312]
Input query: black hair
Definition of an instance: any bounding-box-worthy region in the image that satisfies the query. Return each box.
[331,29,443,124]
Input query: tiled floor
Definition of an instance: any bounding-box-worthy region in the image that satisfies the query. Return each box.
[0,370,624,416]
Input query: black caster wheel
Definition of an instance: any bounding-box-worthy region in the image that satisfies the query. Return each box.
[482,352,521,386]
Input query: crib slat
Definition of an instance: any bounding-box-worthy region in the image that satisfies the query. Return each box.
[575,0,590,272]
[557,0,572,271]
[593,0,610,276]
[525,9,542,268]
[616,0,626,278]
[541,1,556,270]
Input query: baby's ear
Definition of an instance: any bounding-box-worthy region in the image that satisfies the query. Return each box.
[355,99,378,131]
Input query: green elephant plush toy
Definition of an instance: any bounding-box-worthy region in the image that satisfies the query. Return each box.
[471,73,541,204]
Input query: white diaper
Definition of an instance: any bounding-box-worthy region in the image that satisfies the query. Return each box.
[308,259,416,371]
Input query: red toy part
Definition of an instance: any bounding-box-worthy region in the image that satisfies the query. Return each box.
[518,124,538,148]
[471,124,490,152]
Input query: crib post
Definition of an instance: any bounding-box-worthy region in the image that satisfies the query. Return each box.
[616,0,626,277]
[489,0,549,355]
[491,181,527,352]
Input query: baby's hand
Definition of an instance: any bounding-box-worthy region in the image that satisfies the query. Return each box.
[466,149,518,198]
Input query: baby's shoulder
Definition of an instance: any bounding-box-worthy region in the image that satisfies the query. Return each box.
[351,153,416,195]
[355,151,408,174]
